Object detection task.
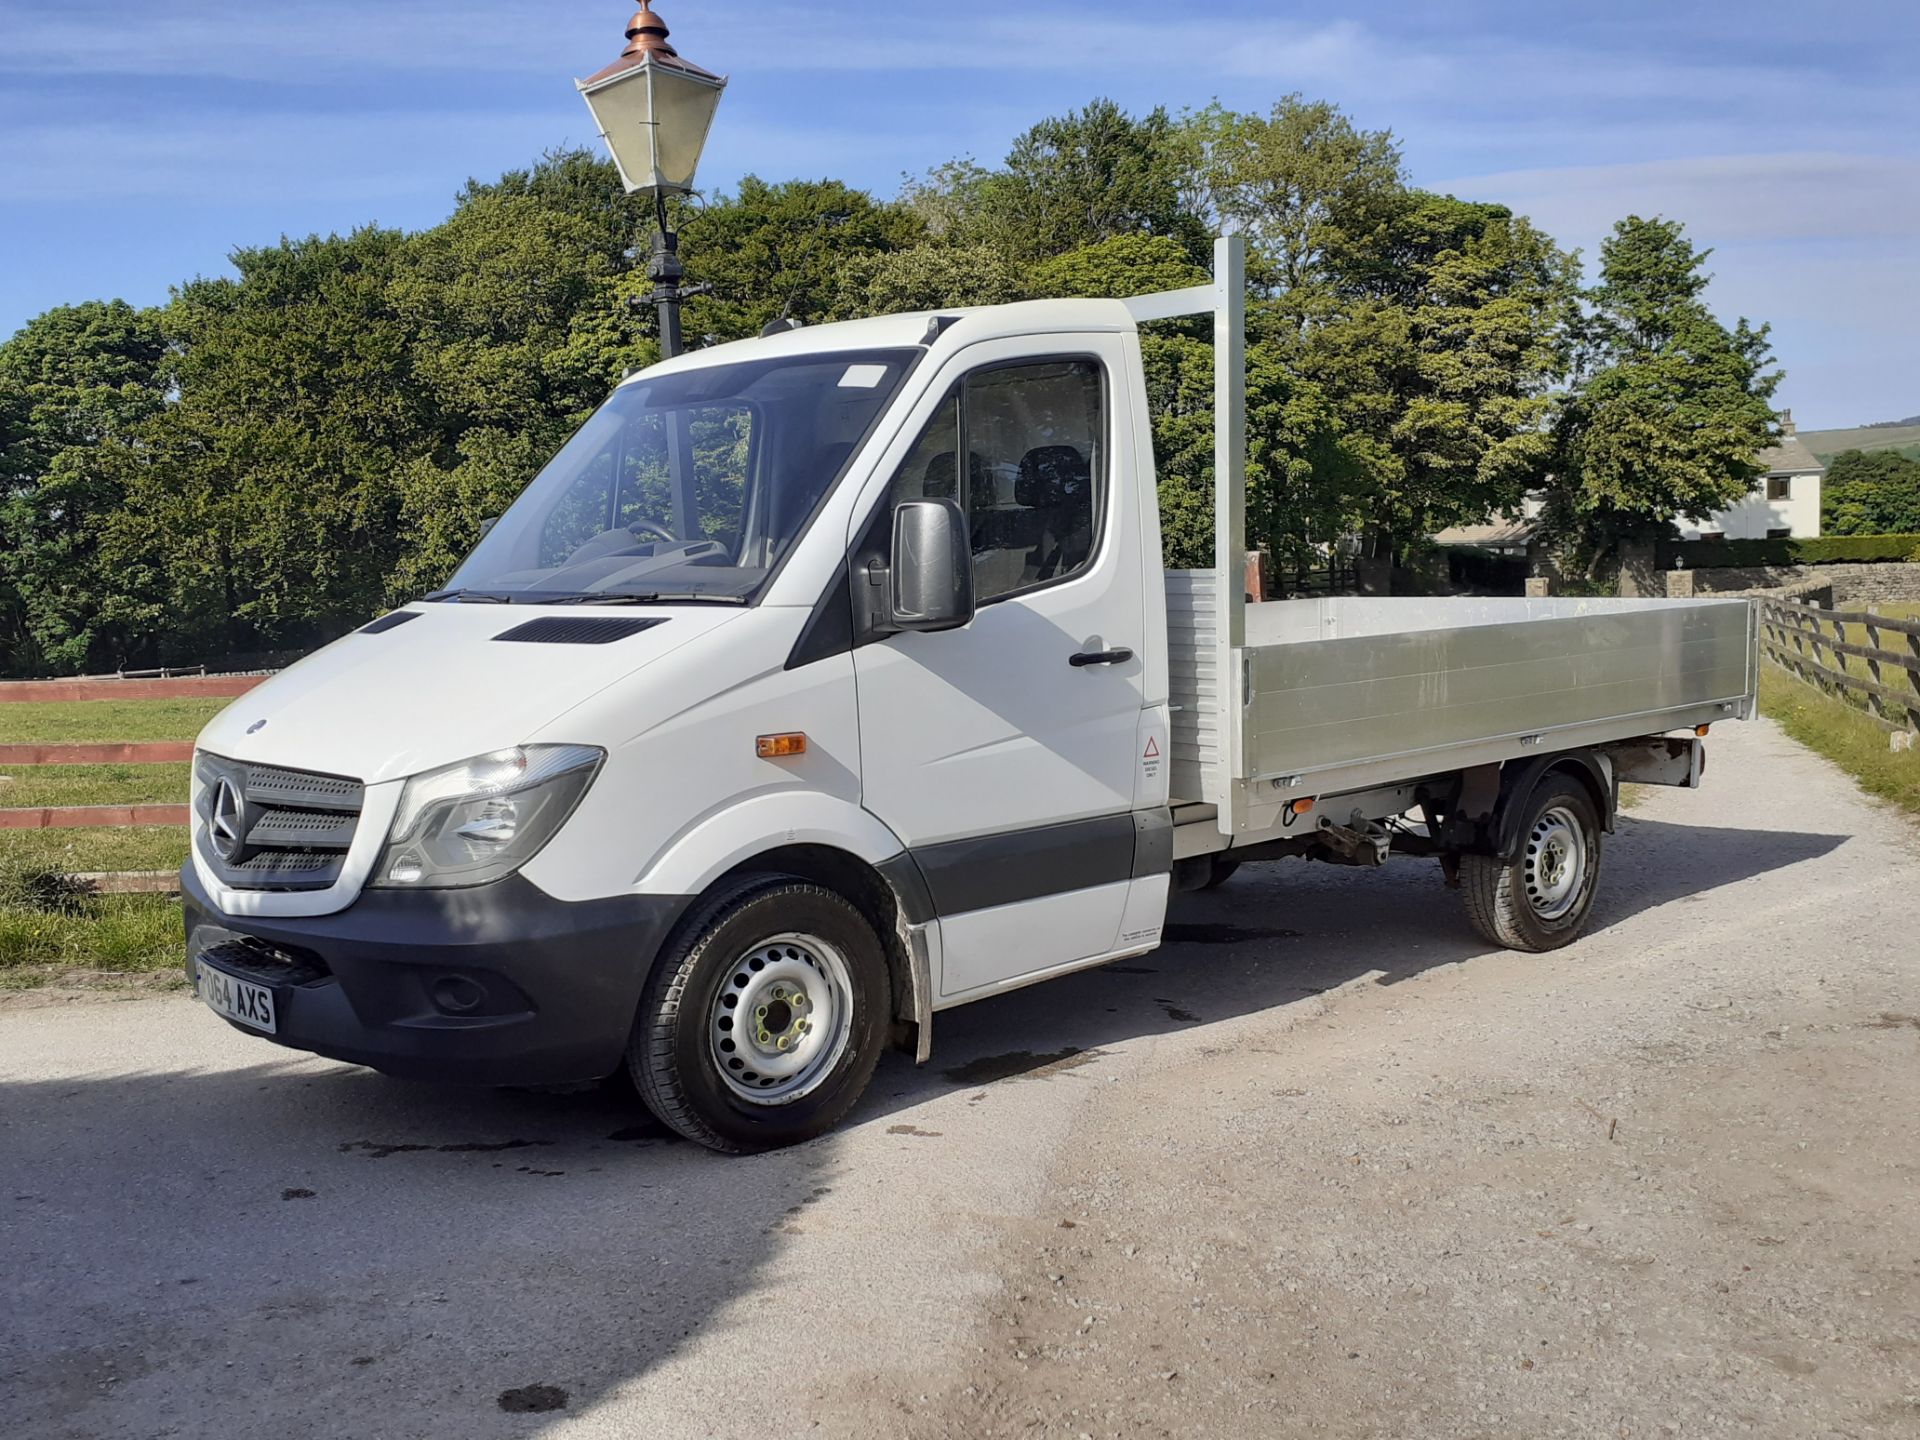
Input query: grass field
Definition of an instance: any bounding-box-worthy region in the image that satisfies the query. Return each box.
[3,826,192,875]
[0,896,184,990]
[1801,422,1920,461]
[1760,664,1920,816]
[1,696,207,990]
[0,762,192,810]
[0,696,230,744]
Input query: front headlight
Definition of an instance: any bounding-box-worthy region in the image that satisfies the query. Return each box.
[372,745,604,889]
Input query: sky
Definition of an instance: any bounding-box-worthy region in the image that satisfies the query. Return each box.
[1,0,1914,429]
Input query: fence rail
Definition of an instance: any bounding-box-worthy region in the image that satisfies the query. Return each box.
[1757,597,1920,733]
[0,673,268,704]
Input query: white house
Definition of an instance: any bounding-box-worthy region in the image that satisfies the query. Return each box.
[1431,412,1826,559]
[1677,411,1825,541]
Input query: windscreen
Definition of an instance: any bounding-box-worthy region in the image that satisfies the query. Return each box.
[438,349,918,604]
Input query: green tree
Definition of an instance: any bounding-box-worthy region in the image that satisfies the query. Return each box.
[1543,216,1780,576]
[384,186,638,599]
[830,243,1025,318]
[1822,449,1920,536]
[1181,98,1403,300]
[1302,192,1578,555]
[108,228,421,662]
[672,177,922,341]
[0,301,169,675]
[912,100,1207,262]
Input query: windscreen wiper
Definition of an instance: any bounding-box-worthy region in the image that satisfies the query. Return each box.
[423,588,517,604]
[544,592,749,607]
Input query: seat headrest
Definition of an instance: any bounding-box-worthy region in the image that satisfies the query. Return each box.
[1016,446,1090,508]
[922,449,992,507]
[921,450,958,499]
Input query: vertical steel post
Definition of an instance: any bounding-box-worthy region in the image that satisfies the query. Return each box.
[1213,235,1248,835]
[650,200,698,537]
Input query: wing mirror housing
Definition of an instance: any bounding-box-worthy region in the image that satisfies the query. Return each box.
[887,498,975,633]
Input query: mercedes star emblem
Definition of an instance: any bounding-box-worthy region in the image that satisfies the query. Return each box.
[210,778,247,863]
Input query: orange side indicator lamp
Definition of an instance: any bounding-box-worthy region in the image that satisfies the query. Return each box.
[756,732,808,759]
[1291,796,1318,817]
[1695,724,1712,738]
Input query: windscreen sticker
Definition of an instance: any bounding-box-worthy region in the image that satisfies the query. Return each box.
[838,363,889,389]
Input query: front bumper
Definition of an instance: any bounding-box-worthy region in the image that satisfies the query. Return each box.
[181,865,692,1087]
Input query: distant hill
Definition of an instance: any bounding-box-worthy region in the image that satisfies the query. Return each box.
[1800,421,1920,464]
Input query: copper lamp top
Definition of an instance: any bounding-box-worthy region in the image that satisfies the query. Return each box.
[622,4,677,58]
[581,1,723,87]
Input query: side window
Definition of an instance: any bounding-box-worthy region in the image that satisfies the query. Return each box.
[886,390,962,507]
[962,361,1105,602]
[879,360,1106,606]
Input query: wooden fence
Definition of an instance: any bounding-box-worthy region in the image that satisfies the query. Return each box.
[0,673,267,704]
[1757,597,1920,733]
[0,673,269,896]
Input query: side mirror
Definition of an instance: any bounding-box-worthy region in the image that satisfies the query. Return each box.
[889,498,975,632]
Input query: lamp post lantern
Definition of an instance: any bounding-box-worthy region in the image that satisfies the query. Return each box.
[577,3,727,359]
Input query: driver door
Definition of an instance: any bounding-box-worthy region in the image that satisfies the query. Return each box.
[851,336,1149,1002]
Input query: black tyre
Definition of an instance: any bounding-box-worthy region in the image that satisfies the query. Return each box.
[1199,857,1241,890]
[1459,774,1603,953]
[628,875,891,1154]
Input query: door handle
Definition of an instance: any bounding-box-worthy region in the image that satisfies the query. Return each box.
[1069,647,1134,668]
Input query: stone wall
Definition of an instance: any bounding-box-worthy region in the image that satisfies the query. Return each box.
[1686,562,1920,608]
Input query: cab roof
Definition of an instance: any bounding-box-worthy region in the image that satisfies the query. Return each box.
[617,297,1139,388]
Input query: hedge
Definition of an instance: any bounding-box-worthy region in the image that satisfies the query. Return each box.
[1660,533,1920,569]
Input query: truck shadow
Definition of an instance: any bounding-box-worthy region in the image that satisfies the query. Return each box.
[0,1055,848,1438]
[0,818,1844,1436]
[861,813,1850,1106]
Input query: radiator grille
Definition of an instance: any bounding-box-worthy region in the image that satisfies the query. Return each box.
[195,755,365,892]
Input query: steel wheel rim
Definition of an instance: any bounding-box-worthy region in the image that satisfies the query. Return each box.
[1524,805,1588,921]
[709,932,854,1106]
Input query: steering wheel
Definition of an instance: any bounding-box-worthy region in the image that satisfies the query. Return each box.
[628,518,676,544]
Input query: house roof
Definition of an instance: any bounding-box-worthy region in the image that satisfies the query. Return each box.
[1757,434,1826,476]
[1431,514,1538,548]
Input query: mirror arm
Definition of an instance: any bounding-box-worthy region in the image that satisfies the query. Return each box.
[860,556,900,637]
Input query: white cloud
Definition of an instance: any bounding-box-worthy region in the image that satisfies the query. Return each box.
[1434,151,1920,426]
[0,111,560,203]
[1436,152,1920,246]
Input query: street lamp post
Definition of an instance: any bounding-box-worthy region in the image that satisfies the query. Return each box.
[576,3,727,359]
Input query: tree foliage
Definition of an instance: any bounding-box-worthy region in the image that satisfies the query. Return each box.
[1822,449,1920,536]
[1541,217,1781,576]
[0,106,1782,676]
[0,301,169,674]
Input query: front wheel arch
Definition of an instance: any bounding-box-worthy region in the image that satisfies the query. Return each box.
[628,873,894,1152]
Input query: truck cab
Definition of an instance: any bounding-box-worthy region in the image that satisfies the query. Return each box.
[185,247,1756,1152]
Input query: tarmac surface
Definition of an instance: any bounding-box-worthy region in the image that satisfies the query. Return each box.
[3,717,1916,1438]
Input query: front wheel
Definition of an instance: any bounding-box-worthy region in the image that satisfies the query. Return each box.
[1459,775,1603,952]
[629,876,891,1153]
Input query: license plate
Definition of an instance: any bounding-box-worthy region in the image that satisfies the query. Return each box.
[197,962,277,1034]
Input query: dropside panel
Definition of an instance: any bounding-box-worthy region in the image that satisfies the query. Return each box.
[1240,598,1754,782]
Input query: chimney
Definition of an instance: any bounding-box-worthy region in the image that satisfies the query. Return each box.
[1780,408,1796,439]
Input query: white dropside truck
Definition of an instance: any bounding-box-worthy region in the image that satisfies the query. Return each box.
[184,239,1758,1152]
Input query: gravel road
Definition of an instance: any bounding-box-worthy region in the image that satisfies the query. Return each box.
[3,717,1916,1439]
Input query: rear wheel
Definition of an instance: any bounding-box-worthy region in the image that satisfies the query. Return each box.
[1459,774,1603,952]
[629,876,891,1153]
[1200,857,1241,890]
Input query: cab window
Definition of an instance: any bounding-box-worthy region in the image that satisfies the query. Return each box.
[886,359,1106,603]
